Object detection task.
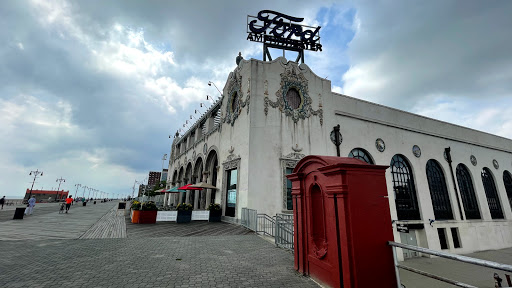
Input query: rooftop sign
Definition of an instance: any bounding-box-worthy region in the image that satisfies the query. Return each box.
[247,10,322,63]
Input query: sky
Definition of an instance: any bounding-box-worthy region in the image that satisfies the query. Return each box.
[1,0,511,199]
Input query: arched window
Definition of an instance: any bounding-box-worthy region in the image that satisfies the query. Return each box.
[504,171,512,211]
[481,168,503,219]
[390,154,420,220]
[426,160,453,220]
[348,148,374,164]
[455,164,480,219]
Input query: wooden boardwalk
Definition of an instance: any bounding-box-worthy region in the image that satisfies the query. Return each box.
[0,201,118,240]
[126,218,254,238]
[79,206,126,239]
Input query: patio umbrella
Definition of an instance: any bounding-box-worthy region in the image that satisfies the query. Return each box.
[178,184,203,190]
[165,187,187,193]
[189,182,219,190]
[154,188,167,193]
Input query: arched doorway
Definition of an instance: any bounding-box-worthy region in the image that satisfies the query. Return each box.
[185,162,193,205]
[205,150,219,206]
[193,157,204,209]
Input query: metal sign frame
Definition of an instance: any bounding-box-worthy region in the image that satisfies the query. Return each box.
[247,10,322,64]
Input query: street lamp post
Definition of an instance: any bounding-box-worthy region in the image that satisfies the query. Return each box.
[27,169,43,201]
[56,177,66,202]
[87,187,93,200]
[82,186,88,200]
[208,81,223,99]
[74,184,81,200]
[162,154,168,171]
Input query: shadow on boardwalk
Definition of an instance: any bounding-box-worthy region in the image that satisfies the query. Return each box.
[125,215,254,238]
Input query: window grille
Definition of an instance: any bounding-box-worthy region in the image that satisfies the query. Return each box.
[455,164,481,219]
[426,160,453,220]
[481,167,503,219]
[504,171,512,212]
[390,154,420,220]
[285,88,301,109]
[348,148,374,164]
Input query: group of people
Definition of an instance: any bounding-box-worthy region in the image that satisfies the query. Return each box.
[23,195,74,215]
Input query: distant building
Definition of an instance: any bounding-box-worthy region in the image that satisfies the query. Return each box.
[148,171,162,189]
[24,189,69,202]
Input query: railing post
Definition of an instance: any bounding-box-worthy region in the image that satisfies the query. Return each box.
[392,246,402,288]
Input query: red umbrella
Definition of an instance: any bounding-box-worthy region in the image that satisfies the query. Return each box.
[178,184,203,190]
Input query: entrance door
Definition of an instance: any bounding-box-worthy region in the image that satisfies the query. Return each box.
[400,231,419,258]
[225,169,237,217]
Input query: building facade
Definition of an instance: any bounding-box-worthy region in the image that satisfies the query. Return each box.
[167,57,512,259]
[148,171,162,189]
[24,189,69,203]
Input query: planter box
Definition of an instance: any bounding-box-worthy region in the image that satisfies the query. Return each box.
[209,210,222,222]
[156,211,177,222]
[131,210,157,224]
[177,210,192,223]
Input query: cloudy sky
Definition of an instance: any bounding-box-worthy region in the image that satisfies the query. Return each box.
[1,0,511,199]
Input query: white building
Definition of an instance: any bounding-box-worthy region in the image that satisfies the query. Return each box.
[167,56,512,258]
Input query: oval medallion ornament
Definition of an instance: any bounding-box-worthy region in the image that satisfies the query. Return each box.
[470,155,477,166]
[493,159,499,169]
[203,143,208,155]
[412,145,421,158]
[375,138,385,152]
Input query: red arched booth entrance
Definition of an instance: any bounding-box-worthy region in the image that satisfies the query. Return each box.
[287,156,397,288]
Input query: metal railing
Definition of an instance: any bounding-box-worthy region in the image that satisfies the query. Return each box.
[275,213,294,251]
[241,208,295,251]
[257,214,275,237]
[241,208,258,231]
[389,241,512,288]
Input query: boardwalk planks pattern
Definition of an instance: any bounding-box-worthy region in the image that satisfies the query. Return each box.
[125,216,254,238]
[79,206,126,239]
[0,202,117,240]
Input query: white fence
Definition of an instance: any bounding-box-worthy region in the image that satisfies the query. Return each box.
[131,210,211,222]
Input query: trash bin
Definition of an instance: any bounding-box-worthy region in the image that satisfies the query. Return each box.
[83,202,87,207]
[94,201,96,204]
[13,207,26,220]
[118,202,126,209]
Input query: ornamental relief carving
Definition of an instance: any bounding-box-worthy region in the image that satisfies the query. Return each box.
[264,66,323,125]
[222,156,240,170]
[222,71,250,126]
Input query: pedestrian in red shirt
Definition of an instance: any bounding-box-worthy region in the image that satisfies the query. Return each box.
[65,195,73,213]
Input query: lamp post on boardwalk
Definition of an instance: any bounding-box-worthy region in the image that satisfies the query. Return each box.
[27,169,43,201]
[82,186,88,200]
[87,187,93,200]
[74,184,81,201]
[56,177,65,202]
[162,154,168,171]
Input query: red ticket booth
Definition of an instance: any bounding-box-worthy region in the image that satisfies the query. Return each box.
[287,155,397,288]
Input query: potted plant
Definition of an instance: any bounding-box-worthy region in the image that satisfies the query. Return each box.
[176,203,193,223]
[207,203,222,222]
[131,201,158,224]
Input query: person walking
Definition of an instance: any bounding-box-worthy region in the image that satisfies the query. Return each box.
[65,195,73,213]
[25,196,36,215]
[0,196,5,209]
